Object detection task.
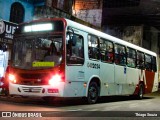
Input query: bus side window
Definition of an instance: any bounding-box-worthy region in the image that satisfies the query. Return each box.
[100,38,113,63]
[152,56,157,72]
[145,54,152,71]
[127,47,136,68]
[114,44,126,66]
[137,51,144,69]
[66,33,84,64]
[88,35,99,60]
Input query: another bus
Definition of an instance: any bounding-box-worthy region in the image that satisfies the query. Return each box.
[5,18,158,104]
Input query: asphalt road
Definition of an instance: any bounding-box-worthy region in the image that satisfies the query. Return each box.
[0,91,160,120]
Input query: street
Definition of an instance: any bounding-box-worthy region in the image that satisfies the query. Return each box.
[0,91,160,120]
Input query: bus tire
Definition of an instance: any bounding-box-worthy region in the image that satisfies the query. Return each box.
[137,84,144,99]
[87,82,99,104]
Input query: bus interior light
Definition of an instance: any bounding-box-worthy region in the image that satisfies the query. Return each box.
[24,23,53,32]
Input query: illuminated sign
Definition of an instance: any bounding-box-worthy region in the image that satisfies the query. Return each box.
[24,23,53,32]
[32,62,54,67]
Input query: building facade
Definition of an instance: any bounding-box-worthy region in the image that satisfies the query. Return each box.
[0,0,45,78]
[34,0,73,20]
[72,0,102,27]
[101,0,160,68]
[0,0,45,23]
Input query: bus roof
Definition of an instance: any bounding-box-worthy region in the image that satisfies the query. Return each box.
[65,18,157,57]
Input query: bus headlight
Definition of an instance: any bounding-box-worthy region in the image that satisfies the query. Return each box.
[8,74,17,83]
[49,74,62,86]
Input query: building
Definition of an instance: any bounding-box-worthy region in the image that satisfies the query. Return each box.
[0,0,45,52]
[72,0,102,27]
[0,0,45,53]
[34,0,98,29]
[0,0,45,23]
[34,0,73,20]
[101,0,160,68]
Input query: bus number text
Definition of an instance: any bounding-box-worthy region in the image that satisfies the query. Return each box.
[87,62,100,69]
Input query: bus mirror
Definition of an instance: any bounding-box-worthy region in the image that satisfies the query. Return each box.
[67,35,77,46]
[68,35,77,47]
[67,27,77,46]
[71,35,77,46]
[67,26,74,34]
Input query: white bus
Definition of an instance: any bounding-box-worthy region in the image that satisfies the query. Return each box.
[5,18,158,104]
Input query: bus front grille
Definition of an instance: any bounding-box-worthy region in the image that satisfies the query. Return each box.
[18,73,49,85]
[19,73,47,79]
[20,79,47,85]
[22,87,42,93]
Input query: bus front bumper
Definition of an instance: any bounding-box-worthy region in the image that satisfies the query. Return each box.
[9,82,65,97]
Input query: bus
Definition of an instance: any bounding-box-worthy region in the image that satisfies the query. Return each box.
[5,18,158,104]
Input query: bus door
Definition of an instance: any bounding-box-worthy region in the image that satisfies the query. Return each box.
[126,47,138,94]
[86,34,100,93]
[114,44,127,95]
[99,38,115,96]
[65,30,85,97]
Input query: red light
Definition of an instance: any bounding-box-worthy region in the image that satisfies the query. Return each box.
[48,88,59,93]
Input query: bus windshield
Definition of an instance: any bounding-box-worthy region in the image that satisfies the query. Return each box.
[12,35,63,70]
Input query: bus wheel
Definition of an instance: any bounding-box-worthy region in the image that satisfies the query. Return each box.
[87,82,99,104]
[137,84,144,99]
